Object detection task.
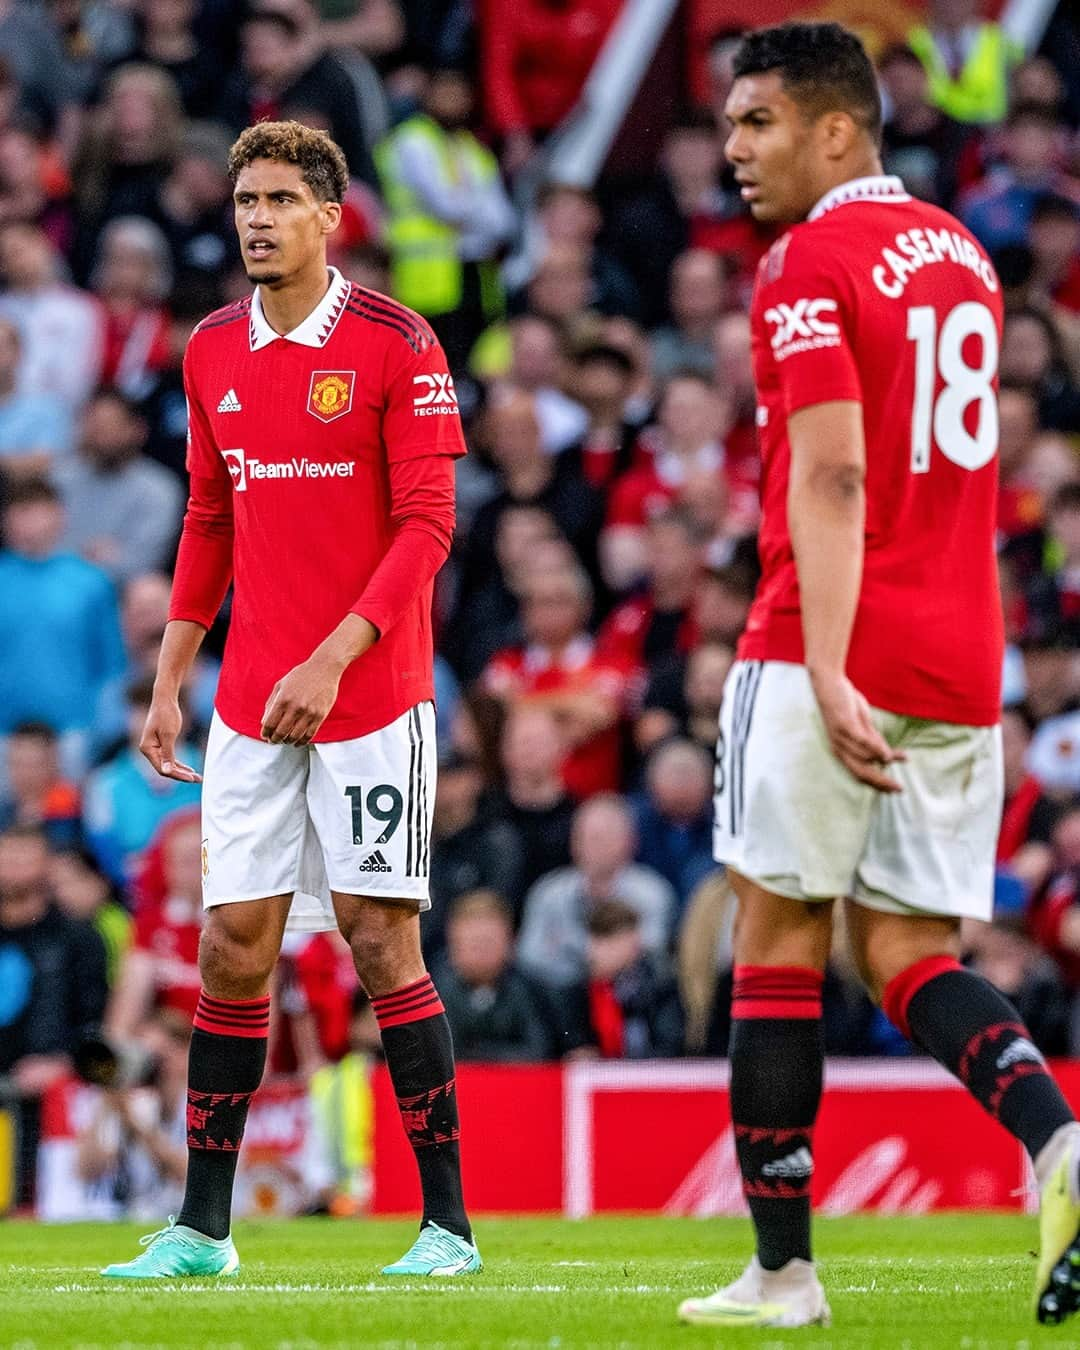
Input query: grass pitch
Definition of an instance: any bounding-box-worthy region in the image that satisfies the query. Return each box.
[0,1213,1070,1349]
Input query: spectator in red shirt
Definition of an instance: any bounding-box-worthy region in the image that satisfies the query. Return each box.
[479,0,621,173]
[89,215,172,401]
[568,342,640,491]
[1029,803,1080,992]
[602,371,730,590]
[597,507,701,696]
[483,561,630,798]
[105,807,203,1037]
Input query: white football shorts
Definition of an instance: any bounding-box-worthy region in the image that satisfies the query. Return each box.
[713,661,1003,921]
[201,702,436,932]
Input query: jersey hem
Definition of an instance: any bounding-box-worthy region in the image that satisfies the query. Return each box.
[212,688,436,743]
[734,645,1001,728]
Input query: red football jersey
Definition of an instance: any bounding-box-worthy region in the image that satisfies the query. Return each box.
[741,175,1004,726]
[171,268,466,740]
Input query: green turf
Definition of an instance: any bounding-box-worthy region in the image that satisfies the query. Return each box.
[0,1214,1075,1349]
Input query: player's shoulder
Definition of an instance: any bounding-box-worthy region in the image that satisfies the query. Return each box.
[190,295,252,342]
[341,284,438,357]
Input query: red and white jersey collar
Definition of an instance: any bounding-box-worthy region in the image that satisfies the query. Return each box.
[808,174,910,222]
[523,634,595,674]
[249,265,351,351]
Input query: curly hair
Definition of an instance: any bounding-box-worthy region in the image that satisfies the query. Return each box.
[227,121,349,203]
[732,22,881,139]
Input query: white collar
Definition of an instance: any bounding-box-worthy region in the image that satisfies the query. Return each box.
[248,266,351,351]
[808,175,910,222]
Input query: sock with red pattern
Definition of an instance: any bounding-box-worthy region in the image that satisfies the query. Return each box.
[372,974,470,1241]
[883,955,1074,1158]
[730,964,824,1270]
[177,991,269,1239]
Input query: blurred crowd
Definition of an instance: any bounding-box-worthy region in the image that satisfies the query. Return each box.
[0,0,1078,1215]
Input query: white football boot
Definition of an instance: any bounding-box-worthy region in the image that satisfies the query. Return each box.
[677,1255,831,1328]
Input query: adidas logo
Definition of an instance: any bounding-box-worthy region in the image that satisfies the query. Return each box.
[217,388,242,413]
[358,849,392,874]
[761,1147,814,1179]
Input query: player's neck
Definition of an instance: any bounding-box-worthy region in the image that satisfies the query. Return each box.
[807,155,885,216]
[257,261,333,339]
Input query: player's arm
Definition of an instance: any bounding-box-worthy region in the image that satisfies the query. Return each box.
[788,400,902,793]
[142,346,234,782]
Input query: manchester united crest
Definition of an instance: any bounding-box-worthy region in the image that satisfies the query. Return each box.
[308,371,355,423]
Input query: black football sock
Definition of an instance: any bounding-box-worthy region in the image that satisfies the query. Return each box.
[730,965,824,1271]
[176,991,269,1240]
[372,974,470,1242]
[883,956,1074,1159]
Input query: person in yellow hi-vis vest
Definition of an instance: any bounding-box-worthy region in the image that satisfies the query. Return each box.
[908,0,1022,125]
[307,991,381,1215]
[375,68,516,372]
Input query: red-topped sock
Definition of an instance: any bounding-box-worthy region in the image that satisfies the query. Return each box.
[730,964,824,1270]
[883,955,1074,1159]
[177,991,270,1239]
[372,974,470,1241]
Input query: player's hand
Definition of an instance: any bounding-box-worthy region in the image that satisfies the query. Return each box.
[809,668,905,793]
[261,657,342,746]
[140,695,202,783]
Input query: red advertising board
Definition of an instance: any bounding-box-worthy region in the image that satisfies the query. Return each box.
[373,1060,1080,1217]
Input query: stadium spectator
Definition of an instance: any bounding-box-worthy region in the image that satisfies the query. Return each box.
[71,64,184,249]
[636,639,733,760]
[960,103,1077,252]
[491,705,575,895]
[906,0,1021,125]
[478,0,621,172]
[105,807,203,1036]
[217,1,376,184]
[602,371,731,591]
[0,478,125,770]
[560,898,684,1058]
[74,1010,190,1220]
[89,216,173,399]
[0,0,79,136]
[433,890,558,1060]
[0,222,103,411]
[93,571,219,759]
[457,386,604,624]
[124,0,226,119]
[649,249,728,383]
[997,383,1047,548]
[1028,193,1080,315]
[999,306,1080,435]
[50,846,131,985]
[149,123,237,298]
[0,316,74,477]
[631,738,715,913]
[511,183,639,321]
[0,722,81,850]
[57,387,183,584]
[0,121,75,262]
[517,793,675,988]
[597,507,702,686]
[879,43,968,207]
[565,341,638,489]
[965,919,1070,1055]
[1029,804,1080,1003]
[483,562,631,798]
[607,112,727,330]
[375,64,515,372]
[0,823,108,1207]
[502,314,588,454]
[424,749,525,956]
[82,676,202,886]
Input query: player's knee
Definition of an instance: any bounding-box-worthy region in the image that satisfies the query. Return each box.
[198,919,276,998]
[347,926,395,990]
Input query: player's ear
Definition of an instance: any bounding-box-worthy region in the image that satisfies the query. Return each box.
[819,110,858,162]
[321,200,343,236]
